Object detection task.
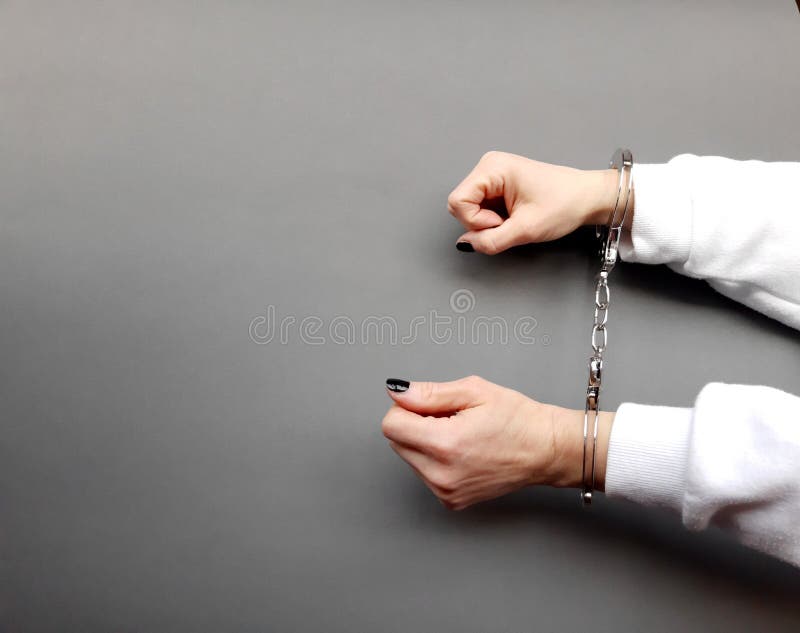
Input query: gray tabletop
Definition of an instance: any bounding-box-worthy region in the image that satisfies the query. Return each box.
[2,1,800,631]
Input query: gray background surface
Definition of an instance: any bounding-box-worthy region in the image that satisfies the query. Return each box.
[1,1,800,631]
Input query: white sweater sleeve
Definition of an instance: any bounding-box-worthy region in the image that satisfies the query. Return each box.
[619,154,800,329]
[606,155,800,566]
[606,384,800,566]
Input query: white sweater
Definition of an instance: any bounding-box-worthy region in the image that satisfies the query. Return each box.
[606,155,800,566]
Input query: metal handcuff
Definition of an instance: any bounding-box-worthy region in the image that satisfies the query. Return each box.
[581,148,634,506]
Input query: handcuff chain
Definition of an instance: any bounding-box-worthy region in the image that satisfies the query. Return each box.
[581,149,633,506]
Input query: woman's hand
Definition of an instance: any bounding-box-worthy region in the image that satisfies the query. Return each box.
[382,376,612,510]
[447,151,623,254]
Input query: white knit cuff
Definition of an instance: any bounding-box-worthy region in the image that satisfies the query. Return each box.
[605,402,692,512]
[618,162,693,266]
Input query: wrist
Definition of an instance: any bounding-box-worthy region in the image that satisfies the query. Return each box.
[581,169,624,227]
[548,405,614,491]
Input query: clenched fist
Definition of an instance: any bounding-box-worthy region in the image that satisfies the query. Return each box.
[447,151,629,254]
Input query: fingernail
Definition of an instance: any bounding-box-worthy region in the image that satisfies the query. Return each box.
[386,378,410,393]
[456,241,474,252]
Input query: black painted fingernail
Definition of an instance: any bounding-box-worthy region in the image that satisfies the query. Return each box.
[456,241,474,252]
[386,378,410,393]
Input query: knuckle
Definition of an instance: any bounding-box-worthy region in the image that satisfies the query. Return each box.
[429,467,457,492]
[463,374,485,390]
[380,410,397,438]
[418,381,436,403]
[446,191,459,210]
[480,150,501,163]
[483,236,500,255]
[438,492,466,511]
[431,432,460,463]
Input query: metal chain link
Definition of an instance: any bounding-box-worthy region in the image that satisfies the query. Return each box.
[591,271,610,353]
[581,149,633,506]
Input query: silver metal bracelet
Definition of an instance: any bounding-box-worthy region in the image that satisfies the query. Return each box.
[581,148,633,506]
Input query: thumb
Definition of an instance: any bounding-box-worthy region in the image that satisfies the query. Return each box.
[385,376,486,416]
[458,216,529,255]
